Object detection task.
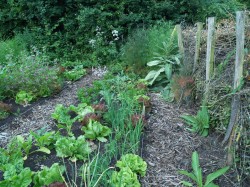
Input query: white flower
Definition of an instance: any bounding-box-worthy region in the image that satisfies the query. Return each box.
[112,30,119,37]
[89,39,96,47]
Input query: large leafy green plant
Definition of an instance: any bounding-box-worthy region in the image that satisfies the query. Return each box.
[179,151,229,187]
[55,135,91,161]
[116,154,147,177]
[110,167,140,187]
[181,105,210,137]
[82,120,111,142]
[0,167,32,187]
[33,163,65,187]
[145,27,180,87]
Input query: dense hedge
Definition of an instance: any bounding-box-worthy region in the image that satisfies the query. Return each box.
[0,0,245,62]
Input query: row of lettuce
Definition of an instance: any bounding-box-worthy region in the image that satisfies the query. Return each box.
[0,73,150,186]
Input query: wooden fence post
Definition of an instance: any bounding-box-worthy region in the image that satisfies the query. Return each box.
[205,17,216,100]
[176,24,185,59]
[193,22,203,74]
[223,12,245,165]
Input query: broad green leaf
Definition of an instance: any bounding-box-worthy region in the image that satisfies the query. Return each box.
[205,183,219,187]
[147,67,165,85]
[181,181,193,186]
[147,60,162,66]
[37,147,51,154]
[192,151,203,186]
[179,170,197,181]
[164,64,172,80]
[205,166,229,186]
[97,137,107,142]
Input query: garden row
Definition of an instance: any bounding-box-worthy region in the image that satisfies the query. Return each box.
[0,73,150,186]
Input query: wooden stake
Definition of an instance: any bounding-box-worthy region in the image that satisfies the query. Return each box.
[223,11,245,145]
[205,17,216,100]
[193,22,203,74]
[176,24,185,59]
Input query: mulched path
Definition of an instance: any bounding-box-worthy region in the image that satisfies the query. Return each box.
[141,93,240,187]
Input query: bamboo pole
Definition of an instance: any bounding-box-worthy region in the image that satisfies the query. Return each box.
[193,22,203,74]
[205,17,216,100]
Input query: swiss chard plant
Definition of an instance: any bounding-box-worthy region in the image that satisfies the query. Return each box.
[33,163,65,187]
[179,151,229,187]
[51,104,75,136]
[81,120,111,142]
[30,131,58,154]
[55,135,91,161]
[116,154,147,177]
[181,105,210,137]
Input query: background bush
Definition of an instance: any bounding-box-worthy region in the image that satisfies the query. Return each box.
[0,0,245,64]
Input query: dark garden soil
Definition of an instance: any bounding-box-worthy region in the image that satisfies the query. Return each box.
[0,68,243,186]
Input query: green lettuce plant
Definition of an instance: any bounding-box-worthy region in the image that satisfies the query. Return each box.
[15,90,34,105]
[33,163,65,187]
[55,135,91,161]
[181,105,210,137]
[82,120,111,142]
[69,103,94,121]
[110,167,140,187]
[116,154,147,177]
[179,151,229,187]
[0,167,32,187]
[63,65,86,81]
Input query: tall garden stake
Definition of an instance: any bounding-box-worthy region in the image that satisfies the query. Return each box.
[193,22,203,74]
[176,24,185,60]
[222,11,245,165]
[205,17,216,102]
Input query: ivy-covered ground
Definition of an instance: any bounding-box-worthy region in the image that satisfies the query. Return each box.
[0,68,245,187]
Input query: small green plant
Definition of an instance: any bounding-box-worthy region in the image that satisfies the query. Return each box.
[181,105,210,137]
[116,154,147,177]
[33,163,65,187]
[63,65,86,81]
[179,151,229,187]
[69,103,94,121]
[51,104,75,136]
[55,135,91,161]
[15,90,34,105]
[110,167,140,187]
[30,131,58,154]
[82,120,111,142]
